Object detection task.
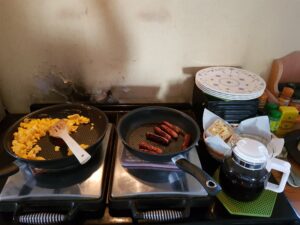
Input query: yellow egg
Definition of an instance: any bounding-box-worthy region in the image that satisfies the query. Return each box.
[11,114,90,160]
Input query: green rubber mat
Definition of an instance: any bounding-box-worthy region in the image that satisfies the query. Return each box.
[214,168,277,217]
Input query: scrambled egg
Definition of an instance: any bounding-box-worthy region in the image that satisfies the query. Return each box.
[11,114,90,160]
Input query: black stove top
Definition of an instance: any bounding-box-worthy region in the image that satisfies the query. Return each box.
[0,103,298,225]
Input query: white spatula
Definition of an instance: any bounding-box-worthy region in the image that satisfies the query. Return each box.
[49,120,91,165]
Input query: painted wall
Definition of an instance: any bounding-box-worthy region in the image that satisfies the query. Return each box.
[0,0,300,113]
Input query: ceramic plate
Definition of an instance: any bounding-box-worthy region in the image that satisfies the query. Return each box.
[195,67,266,97]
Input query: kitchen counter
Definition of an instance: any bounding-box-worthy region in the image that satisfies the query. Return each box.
[0,103,299,225]
[283,182,300,218]
[273,164,300,218]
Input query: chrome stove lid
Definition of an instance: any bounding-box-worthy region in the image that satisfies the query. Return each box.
[0,124,112,201]
[111,137,208,198]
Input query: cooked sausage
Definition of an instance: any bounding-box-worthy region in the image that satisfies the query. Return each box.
[181,134,191,150]
[160,124,178,139]
[146,132,169,145]
[139,148,156,154]
[154,127,172,141]
[139,141,163,154]
[162,121,183,134]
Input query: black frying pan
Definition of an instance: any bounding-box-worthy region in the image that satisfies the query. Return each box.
[117,106,221,196]
[0,103,108,176]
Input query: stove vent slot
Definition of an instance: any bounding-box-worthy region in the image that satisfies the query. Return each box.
[17,212,66,224]
[139,209,184,221]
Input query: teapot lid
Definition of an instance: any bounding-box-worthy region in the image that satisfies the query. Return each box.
[233,138,268,165]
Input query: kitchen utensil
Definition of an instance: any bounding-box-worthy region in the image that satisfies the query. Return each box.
[0,103,108,176]
[117,106,221,196]
[49,120,91,164]
[219,138,290,201]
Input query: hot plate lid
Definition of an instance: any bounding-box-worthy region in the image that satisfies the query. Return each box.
[108,136,211,220]
[110,137,208,198]
[0,124,113,202]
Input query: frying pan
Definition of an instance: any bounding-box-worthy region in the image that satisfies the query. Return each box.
[22,150,102,190]
[117,106,221,196]
[0,103,108,176]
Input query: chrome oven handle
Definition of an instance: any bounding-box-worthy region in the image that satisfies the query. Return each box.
[130,200,191,222]
[17,212,67,224]
[136,209,184,221]
[13,202,78,224]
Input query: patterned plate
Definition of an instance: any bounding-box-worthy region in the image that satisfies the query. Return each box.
[196,84,261,100]
[195,67,266,98]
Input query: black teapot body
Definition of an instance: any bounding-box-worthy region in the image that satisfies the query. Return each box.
[219,138,290,201]
[219,155,270,201]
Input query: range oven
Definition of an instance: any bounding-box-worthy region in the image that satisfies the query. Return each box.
[0,103,298,225]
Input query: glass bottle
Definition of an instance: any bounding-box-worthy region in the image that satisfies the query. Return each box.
[278,87,294,106]
[269,110,282,132]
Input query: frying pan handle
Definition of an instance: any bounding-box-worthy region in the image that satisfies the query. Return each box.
[0,163,19,177]
[172,155,222,196]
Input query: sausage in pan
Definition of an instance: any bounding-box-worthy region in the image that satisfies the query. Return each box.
[139,148,157,154]
[139,141,163,154]
[181,134,191,150]
[146,132,169,145]
[154,126,172,141]
[160,124,178,139]
[162,121,183,134]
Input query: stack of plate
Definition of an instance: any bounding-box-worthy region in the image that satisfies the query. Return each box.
[195,67,266,100]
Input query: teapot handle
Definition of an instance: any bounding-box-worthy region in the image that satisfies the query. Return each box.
[265,157,291,193]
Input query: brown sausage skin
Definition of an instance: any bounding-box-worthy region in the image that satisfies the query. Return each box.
[160,124,178,139]
[139,141,163,154]
[181,134,191,150]
[162,121,183,134]
[146,132,169,145]
[139,148,156,154]
[153,127,172,141]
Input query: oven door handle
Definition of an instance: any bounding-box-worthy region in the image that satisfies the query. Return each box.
[130,201,190,222]
[15,212,67,224]
[13,202,78,224]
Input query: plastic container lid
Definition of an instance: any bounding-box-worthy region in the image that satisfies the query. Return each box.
[233,138,268,165]
[269,109,282,119]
